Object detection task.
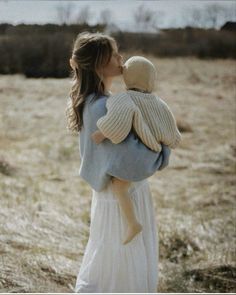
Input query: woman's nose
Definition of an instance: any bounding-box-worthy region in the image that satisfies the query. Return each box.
[118,54,123,64]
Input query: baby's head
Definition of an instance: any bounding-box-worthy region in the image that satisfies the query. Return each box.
[123,56,157,93]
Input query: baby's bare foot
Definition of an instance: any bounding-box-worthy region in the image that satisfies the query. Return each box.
[123,223,143,245]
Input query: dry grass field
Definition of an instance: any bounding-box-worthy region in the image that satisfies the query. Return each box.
[0,57,235,293]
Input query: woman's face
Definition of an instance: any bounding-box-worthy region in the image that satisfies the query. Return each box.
[101,41,123,78]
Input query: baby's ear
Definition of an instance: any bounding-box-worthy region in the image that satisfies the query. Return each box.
[69,58,77,70]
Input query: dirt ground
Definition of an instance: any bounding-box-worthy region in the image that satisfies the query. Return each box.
[0,57,235,292]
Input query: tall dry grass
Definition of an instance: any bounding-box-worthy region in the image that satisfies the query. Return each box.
[0,57,235,292]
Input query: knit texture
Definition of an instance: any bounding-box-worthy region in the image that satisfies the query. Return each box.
[79,93,171,192]
[97,90,182,152]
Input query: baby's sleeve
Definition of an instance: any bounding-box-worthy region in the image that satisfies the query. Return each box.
[132,107,162,152]
[159,99,182,149]
[97,93,135,144]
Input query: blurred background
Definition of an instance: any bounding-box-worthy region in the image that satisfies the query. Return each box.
[0,0,236,293]
[0,0,235,76]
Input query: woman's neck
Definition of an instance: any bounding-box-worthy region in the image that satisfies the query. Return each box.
[103,77,113,93]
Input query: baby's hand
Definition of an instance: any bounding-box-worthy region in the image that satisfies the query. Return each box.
[91,130,106,144]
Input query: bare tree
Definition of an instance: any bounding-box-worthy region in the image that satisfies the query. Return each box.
[205,3,225,28]
[184,7,205,28]
[75,5,91,25]
[223,2,236,22]
[184,3,236,29]
[133,4,164,32]
[99,9,113,25]
[56,3,75,25]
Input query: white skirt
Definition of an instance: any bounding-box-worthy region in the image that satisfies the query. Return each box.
[74,179,159,293]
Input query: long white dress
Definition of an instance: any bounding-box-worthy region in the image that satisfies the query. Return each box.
[74,179,159,293]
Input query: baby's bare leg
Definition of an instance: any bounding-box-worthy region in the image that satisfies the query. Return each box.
[112,178,142,245]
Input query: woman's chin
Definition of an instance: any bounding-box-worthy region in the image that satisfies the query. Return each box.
[115,67,122,76]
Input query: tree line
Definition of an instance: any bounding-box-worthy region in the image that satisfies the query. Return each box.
[55,2,236,31]
[0,23,235,78]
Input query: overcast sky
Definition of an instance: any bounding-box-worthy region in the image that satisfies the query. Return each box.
[0,0,235,31]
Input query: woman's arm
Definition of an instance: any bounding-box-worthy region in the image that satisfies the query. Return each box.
[105,133,170,182]
[90,96,171,182]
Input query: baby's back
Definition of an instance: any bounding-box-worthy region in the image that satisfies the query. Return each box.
[127,90,181,148]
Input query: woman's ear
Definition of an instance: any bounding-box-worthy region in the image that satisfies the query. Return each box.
[69,58,77,70]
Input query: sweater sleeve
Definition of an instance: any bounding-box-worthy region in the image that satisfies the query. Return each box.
[158,99,182,149]
[96,93,135,144]
[133,107,162,152]
[79,94,172,192]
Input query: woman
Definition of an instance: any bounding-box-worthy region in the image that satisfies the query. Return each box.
[67,32,171,293]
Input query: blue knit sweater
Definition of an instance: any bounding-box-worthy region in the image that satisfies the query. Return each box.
[79,93,171,192]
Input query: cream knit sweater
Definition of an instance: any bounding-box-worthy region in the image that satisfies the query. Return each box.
[97,90,182,152]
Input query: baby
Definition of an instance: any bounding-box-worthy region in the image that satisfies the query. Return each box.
[91,56,181,245]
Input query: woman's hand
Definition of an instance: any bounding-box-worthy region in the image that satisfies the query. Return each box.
[91,130,107,144]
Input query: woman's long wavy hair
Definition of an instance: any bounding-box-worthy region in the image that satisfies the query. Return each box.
[66,31,115,132]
